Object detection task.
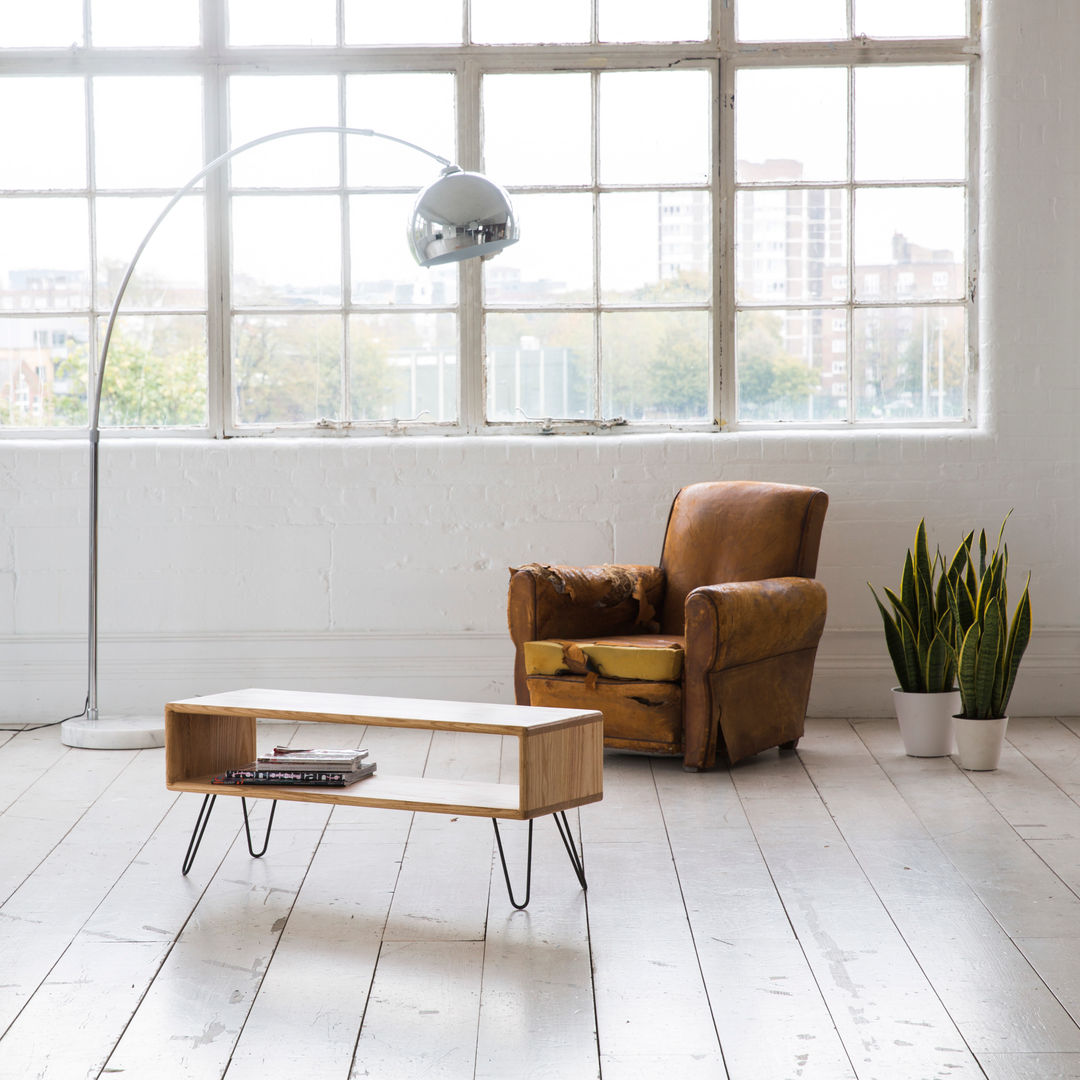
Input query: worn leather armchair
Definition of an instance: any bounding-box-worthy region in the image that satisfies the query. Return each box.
[507,481,828,770]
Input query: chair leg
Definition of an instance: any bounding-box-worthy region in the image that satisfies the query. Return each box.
[780,738,800,751]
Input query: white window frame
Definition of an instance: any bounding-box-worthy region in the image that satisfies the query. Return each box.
[0,0,980,438]
[724,11,981,429]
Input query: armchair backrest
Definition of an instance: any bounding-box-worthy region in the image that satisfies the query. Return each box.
[658,481,828,634]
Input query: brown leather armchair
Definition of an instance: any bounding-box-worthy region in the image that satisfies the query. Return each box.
[507,481,828,770]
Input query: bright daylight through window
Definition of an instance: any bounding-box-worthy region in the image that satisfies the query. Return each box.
[0,0,976,435]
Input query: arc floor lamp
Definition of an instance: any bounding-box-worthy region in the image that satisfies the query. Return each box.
[60,125,519,749]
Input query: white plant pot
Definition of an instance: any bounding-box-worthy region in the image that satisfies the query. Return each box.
[892,688,960,757]
[954,715,1009,771]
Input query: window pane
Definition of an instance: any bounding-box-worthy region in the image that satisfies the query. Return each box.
[736,188,847,303]
[736,308,839,421]
[97,314,207,427]
[346,73,456,187]
[855,66,967,181]
[232,196,341,307]
[736,0,846,41]
[0,316,88,427]
[91,0,199,46]
[351,194,457,307]
[485,194,593,306]
[854,305,964,420]
[227,0,335,46]
[229,76,339,188]
[855,0,967,38]
[486,312,595,421]
[602,310,709,421]
[0,0,83,47]
[600,0,708,42]
[599,71,710,185]
[602,192,710,303]
[0,78,85,190]
[350,313,457,422]
[0,199,90,310]
[484,74,591,186]
[94,77,203,189]
[736,68,847,183]
[854,188,965,302]
[344,0,461,44]
[233,313,342,424]
[96,196,205,311]
[472,0,588,43]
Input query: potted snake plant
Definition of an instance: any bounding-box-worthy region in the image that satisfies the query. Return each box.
[869,520,973,756]
[947,516,1032,771]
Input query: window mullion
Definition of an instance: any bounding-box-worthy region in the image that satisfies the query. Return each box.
[846,64,855,426]
[459,59,484,432]
[206,61,229,436]
[716,59,731,426]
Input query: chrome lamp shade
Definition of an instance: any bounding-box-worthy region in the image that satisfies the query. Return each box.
[409,167,519,267]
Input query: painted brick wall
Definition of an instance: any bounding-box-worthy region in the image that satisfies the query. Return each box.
[3,0,1079,724]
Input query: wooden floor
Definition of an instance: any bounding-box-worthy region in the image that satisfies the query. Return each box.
[5,715,1080,1079]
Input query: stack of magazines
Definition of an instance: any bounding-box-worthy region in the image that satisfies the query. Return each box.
[211,746,376,787]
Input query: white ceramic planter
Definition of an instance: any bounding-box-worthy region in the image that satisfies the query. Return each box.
[892,688,961,757]
[954,715,1009,771]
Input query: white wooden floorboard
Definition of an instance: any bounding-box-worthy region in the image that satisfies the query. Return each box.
[0,787,241,1080]
[583,752,725,1080]
[223,724,431,1080]
[473,737,597,1080]
[11,716,1080,1078]
[100,801,332,1079]
[651,757,857,1080]
[0,743,137,905]
[979,1053,1080,1078]
[853,719,1080,1051]
[382,730,502,944]
[349,940,485,1080]
[0,727,71,815]
[733,739,985,1079]
[0,747,174,1035]
[0,939,170,1080]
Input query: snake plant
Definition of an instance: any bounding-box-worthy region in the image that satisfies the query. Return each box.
[869,520,973,694]
[947,516,1032,719]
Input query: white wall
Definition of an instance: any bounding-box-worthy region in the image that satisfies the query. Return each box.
[3,0,1079,725]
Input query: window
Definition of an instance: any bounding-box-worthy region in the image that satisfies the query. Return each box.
[0,0,976,435]
[733,11,976,425]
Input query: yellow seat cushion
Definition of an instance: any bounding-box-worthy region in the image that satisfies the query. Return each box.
[523,635,684,682]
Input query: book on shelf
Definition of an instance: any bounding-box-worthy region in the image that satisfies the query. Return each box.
[211,760,377,787]
[254,746,369,771]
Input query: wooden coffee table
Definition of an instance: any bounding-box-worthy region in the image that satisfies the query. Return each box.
[165,688,604,908]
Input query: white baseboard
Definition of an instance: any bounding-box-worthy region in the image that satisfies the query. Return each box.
[3,628,1078,727]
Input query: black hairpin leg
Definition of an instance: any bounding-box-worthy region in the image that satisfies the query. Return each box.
[182,794,217,876]
[241,797,277,858]
[554,810,588,891]
[492,812,588,909]
[493,817,533,910]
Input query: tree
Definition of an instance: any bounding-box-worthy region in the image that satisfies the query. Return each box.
[736,311,820,420]
[56,321,206,427]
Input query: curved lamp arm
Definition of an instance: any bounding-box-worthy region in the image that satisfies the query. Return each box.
[77,125,517,740]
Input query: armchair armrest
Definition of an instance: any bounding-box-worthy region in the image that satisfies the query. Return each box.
[507,563,666,703]
[682,577,827,768]
[684,577,827,672]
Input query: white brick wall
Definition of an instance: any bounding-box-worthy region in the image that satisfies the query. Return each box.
[3,0,1079,724]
